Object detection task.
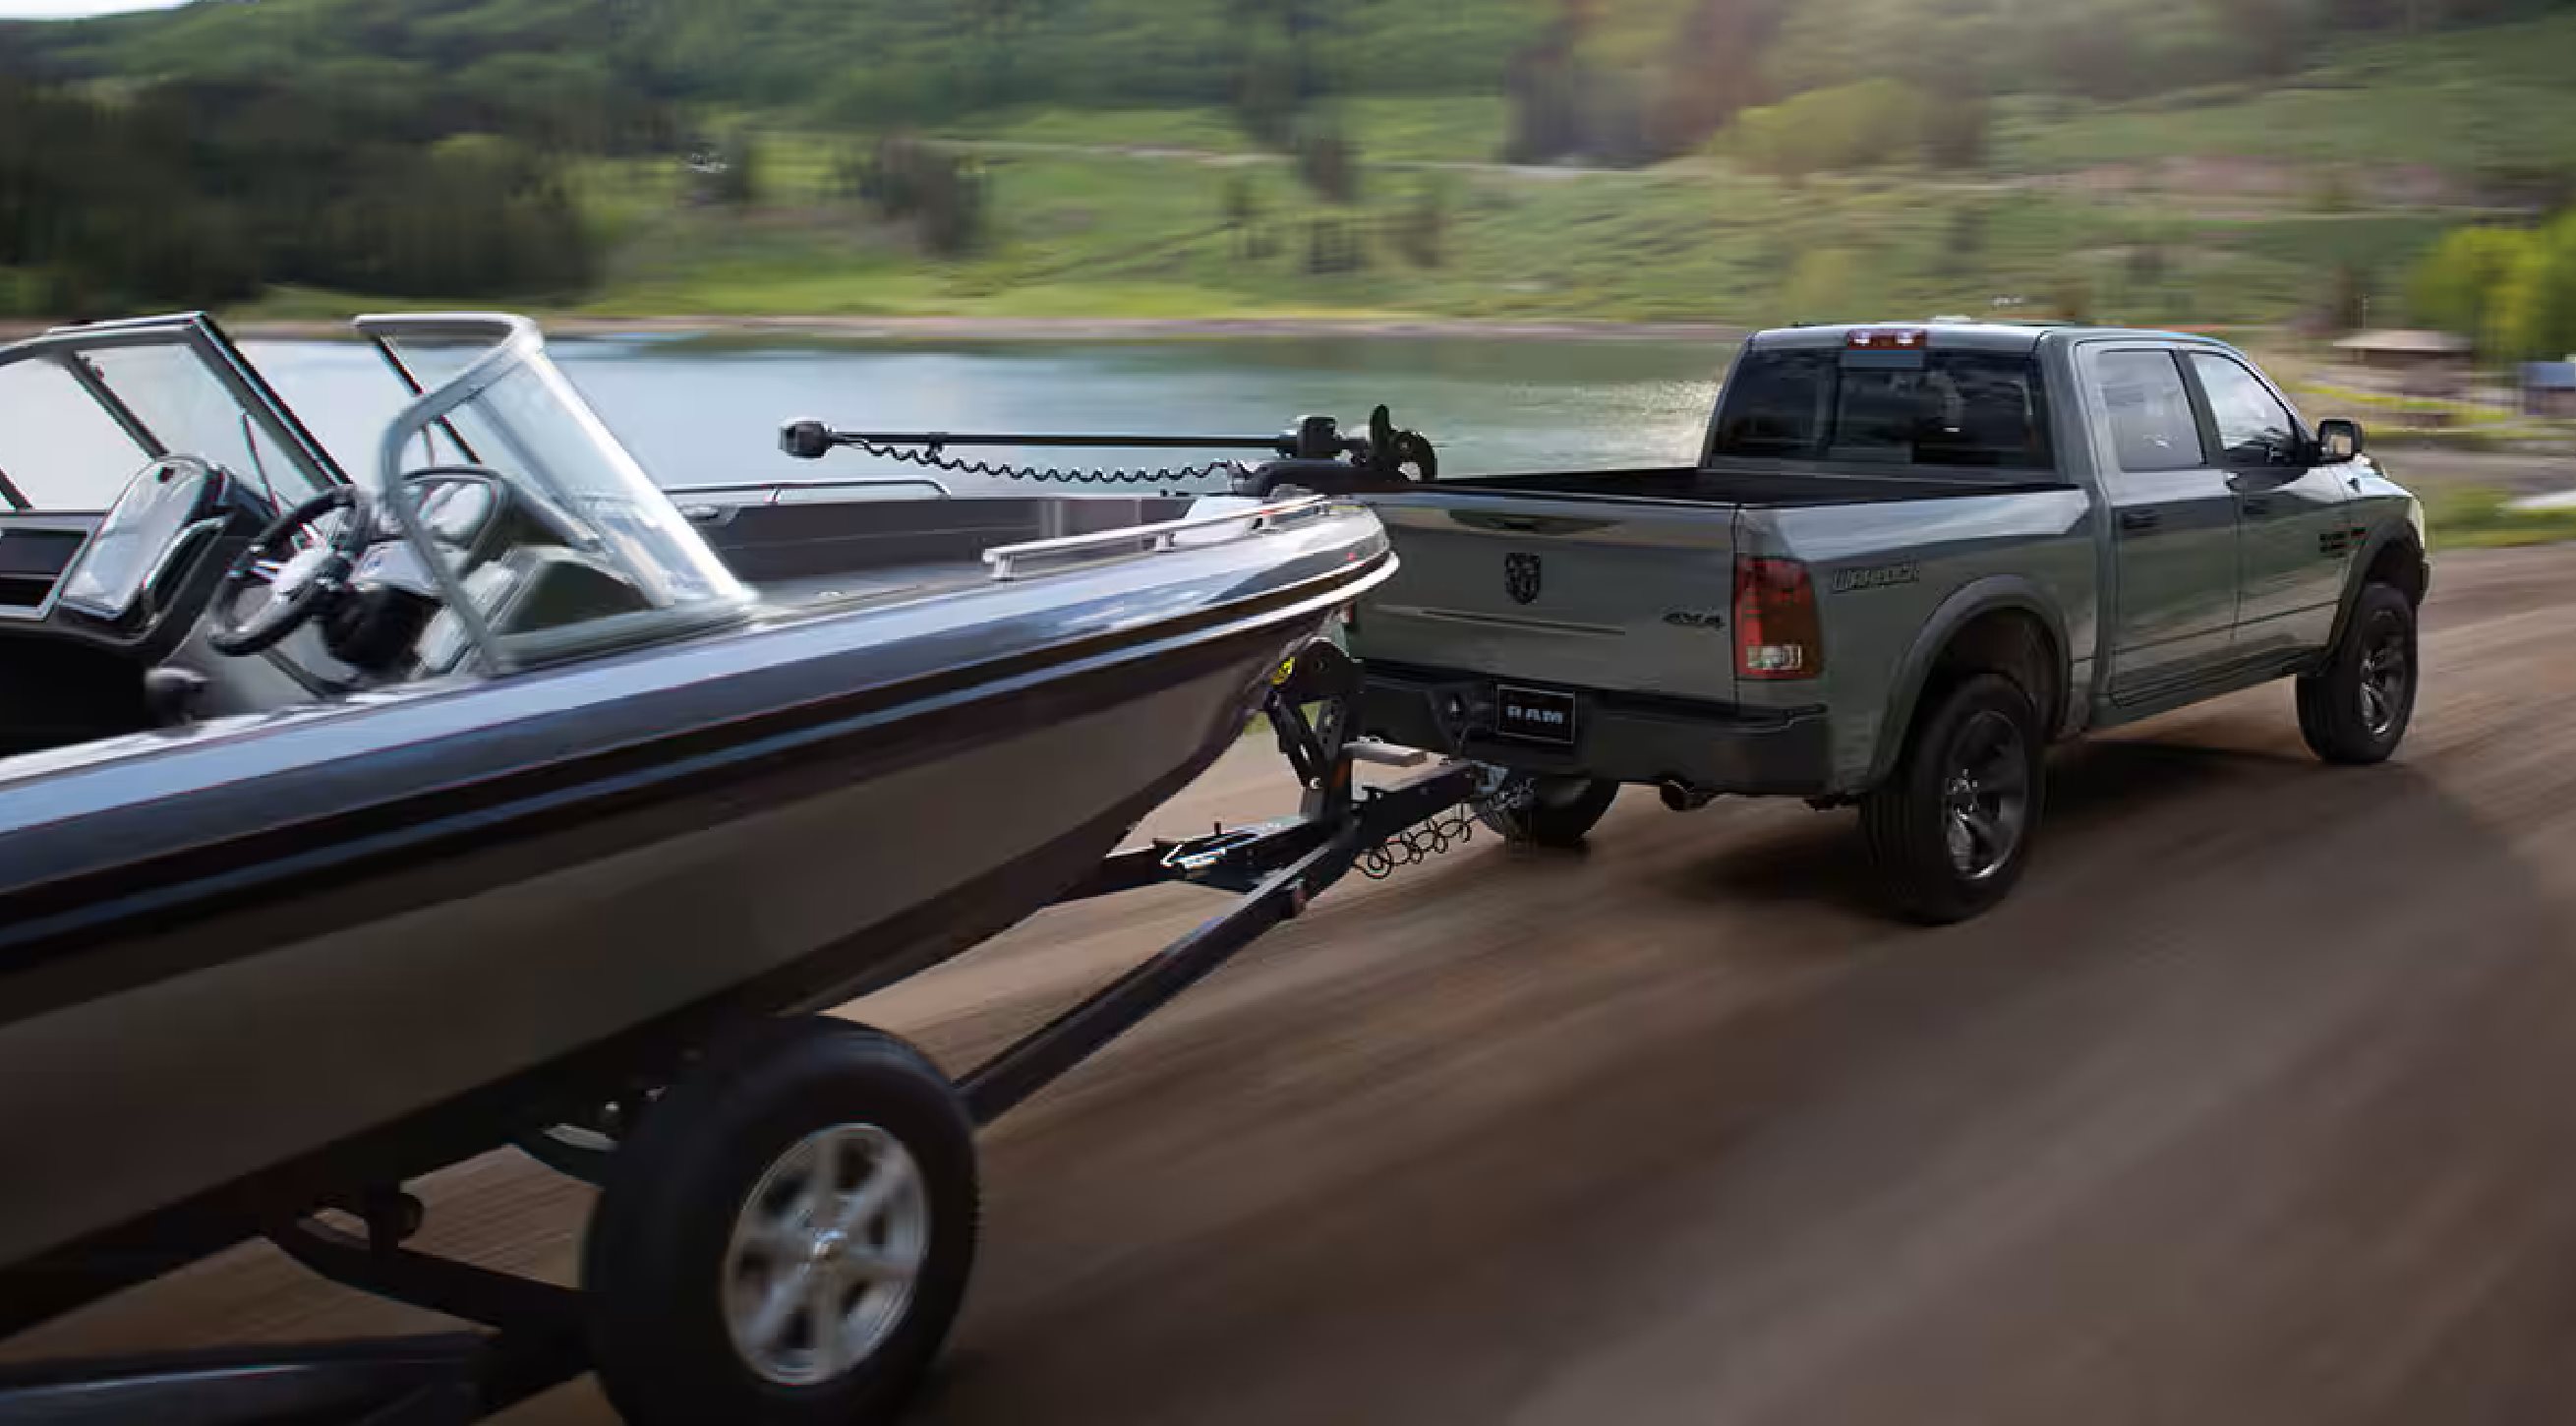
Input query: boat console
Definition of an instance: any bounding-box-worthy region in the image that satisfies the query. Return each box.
[0,312,773,759]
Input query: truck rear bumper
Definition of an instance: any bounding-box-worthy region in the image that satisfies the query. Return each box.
[1355,662,1834,797]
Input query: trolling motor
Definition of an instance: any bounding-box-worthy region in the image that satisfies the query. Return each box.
[777,404,1437,497]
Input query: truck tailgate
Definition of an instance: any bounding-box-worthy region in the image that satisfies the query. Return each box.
[1353,493,1739,702]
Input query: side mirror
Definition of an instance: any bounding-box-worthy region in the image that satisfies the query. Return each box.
[2316,417,2366,464]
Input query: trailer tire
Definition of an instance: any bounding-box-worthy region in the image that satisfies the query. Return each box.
[1859,673,2044,923]
[2297,581,2416,765]
[585,1018,977,1426]
[1479,773,1619,848]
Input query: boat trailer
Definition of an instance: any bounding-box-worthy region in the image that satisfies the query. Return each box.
[0,643,1488,1426]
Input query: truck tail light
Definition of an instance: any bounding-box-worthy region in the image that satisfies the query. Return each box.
[1734,555,1823,680]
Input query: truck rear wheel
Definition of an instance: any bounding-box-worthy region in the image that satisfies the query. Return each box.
[1860,673,2045,923]
[1478,773,1619,848]
[2297,581,2417,765]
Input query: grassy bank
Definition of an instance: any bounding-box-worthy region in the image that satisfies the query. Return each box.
[189,11,2576,336]
[2423,486,2576,550]
[495,16,2576,329]
[527,146,2471,328]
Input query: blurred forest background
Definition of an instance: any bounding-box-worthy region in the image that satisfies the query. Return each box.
[3,0,2576,363]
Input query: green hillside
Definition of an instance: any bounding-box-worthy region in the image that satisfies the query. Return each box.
[7,0,1551,121]
[5,0,2576,331]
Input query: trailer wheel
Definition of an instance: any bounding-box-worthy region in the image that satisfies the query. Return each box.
[585,1019,977,1426]
[1859,673,2044,923]
[1478,773,1619,848]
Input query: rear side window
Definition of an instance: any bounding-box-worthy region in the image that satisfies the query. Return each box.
[2094,350,2203,473]
[1709,348,2054,471]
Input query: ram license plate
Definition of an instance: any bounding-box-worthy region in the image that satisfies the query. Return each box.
[1494,684,1578,747]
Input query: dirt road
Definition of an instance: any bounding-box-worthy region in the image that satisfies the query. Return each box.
[17,545,2576,1425]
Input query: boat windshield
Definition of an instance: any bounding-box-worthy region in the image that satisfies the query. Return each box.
[359,314,750,670]
[0,316,339,514]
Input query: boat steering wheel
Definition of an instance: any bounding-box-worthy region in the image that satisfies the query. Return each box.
[208,485,374,657]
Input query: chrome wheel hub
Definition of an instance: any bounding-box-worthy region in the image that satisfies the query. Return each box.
[722,1123,929,1387]
[1941,709,2030,882]
[2358,615,2410,739]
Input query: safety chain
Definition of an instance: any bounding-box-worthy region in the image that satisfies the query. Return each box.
[838,436,1247,487]
[1356,773,1533,881]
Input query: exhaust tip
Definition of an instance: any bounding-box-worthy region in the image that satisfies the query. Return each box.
[1657,777,1714,812]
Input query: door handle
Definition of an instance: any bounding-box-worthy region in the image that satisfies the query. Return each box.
[2119,509,2161,533]
[2240,497,2273,516]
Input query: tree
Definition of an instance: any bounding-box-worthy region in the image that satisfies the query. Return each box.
[1293,116,1360,203]
[1304,216,1365,273]
[857,133,990,258]
[1391,178,1452,267]
[1236,42,1302,147]
[956,0,1059,89]
[1640,0,1787,156]
[2048,270,2094,324]
[1728,80,1929,179]
[0,71,601,311]
[2408,224,2533,350]
[2323,261,2373,333]
[1779,246,1866,323]
[1920,91,1990,171]
[1222,173,1275,261]
[2487,212,2576,362]
[2199,0,2321,77]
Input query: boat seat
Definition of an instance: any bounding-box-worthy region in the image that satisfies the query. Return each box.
[489,546,652,636]
[415,544,656,676]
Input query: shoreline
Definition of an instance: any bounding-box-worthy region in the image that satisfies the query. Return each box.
[2,313,1750,344]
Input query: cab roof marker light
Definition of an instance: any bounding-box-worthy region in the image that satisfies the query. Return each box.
[1847,327,1928,350]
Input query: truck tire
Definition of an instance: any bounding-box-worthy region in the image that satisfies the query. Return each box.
[585,1018,978,1426]
[1479,773,1619,848]
[2297,581,2417,766]
[1860,673,2045,923]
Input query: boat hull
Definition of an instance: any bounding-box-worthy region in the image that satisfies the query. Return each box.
[0,505,1391,1292]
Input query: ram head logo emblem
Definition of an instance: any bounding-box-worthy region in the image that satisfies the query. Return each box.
[1504,553,1543,606]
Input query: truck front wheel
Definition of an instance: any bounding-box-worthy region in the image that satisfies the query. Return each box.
[1860,673,2046,923]
[2297,581,2417,765]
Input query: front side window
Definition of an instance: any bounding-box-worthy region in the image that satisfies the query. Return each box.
[2190,353,2302,466]
[2094,350,2203,474]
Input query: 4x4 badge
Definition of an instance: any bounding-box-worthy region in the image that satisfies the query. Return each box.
[1504,553,1542,605]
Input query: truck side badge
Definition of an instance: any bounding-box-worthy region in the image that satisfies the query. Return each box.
[1828,561,1920,594]
[1504,553,1543,605]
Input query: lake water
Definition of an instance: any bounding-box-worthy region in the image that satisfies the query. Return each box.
[245,335,1732,497]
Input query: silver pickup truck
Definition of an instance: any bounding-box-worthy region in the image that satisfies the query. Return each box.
[1347,321,2429,921]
